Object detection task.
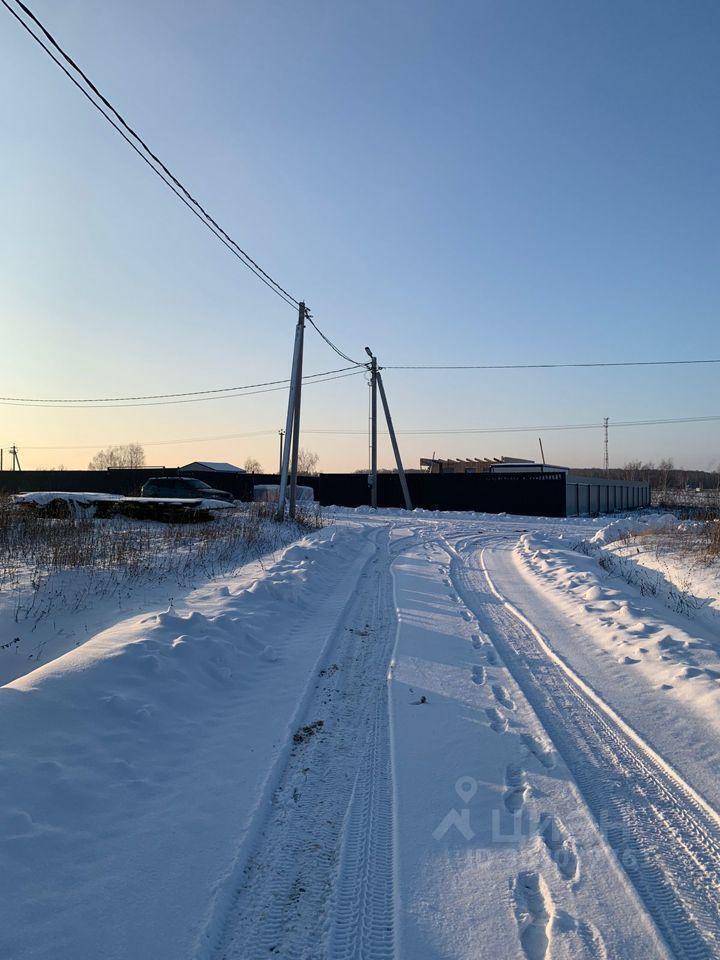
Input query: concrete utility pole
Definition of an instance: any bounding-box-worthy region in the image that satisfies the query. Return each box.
[288,307,306,520]
[9,445,20,471]
[376,371,412,511]
[278,430,284,475]
[603,417,610,477]
[365,347,378,508]
[277,302,306,519]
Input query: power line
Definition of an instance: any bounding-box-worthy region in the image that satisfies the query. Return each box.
[23,430,277,451]
[3,0,364,365]
[305,311,365,367]
[19,412,720,453]
[4,354,715,405]
[0,365,362,404]
[1,0,299,308]
[300,413,720,436]
[383,358,720,371]
[0,369,366,409]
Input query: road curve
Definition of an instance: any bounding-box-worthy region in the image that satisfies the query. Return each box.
[449,532,720,960]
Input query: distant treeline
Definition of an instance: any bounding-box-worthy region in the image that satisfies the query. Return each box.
[573,462,720,490]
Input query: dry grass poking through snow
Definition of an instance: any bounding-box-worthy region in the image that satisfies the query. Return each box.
[633,513,720,565]
[578,513,720,621]
[0,496,323,626]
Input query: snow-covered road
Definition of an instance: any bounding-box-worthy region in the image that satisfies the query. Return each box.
[3,511,720,959]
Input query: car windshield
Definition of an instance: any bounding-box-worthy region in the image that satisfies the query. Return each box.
[184,479,212,491]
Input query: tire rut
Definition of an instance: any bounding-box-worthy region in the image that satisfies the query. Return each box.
[212,526,412,960]
[452,534,720,960]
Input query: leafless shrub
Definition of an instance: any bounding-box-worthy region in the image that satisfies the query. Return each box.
[578,520,714,619]
[293,503,324,530]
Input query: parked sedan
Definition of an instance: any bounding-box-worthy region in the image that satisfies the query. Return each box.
[140,477,235,503]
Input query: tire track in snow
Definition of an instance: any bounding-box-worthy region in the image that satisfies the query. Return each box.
[451,533,720,960]
[326,685,395,960]
[211,526,416,960]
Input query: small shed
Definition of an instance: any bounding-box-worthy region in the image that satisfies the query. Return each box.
[180,461,246,474]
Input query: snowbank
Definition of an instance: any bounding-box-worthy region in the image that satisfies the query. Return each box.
[253,483,315,503]
[0,522,375,960]
[513,525,720,811]
[13,491,236,510]
[590,512,680,545]
[13,490,121,505]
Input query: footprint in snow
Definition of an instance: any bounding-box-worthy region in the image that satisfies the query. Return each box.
[492,683,515,710]
[513,871,553,960]
[504,764,528,814]
[472,664,486,686]
[540,814,579,882]
[486,707,508,734]
[522,734,555,770]
[553,912,607,959]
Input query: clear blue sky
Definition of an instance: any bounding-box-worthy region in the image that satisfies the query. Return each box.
[1,0,719,471]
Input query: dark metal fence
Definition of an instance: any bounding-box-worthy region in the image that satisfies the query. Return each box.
[0,468,254,500]
[565,476,650,516]
[314,471,568,516]
[0,468,649,518]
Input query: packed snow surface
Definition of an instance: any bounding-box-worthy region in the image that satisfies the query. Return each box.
[3,506,720,959]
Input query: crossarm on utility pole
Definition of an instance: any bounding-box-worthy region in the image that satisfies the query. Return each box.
[376,371,412,511]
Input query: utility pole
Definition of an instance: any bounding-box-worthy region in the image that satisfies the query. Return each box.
[278,430,284,476]
[9,445,20,471]
[603,417,609,477]
[288,307,306,520]
[376,370,412,511]
[365,347,378,508]
[277,302,306,519]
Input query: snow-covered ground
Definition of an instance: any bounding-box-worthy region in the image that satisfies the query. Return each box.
[2,506,720,959]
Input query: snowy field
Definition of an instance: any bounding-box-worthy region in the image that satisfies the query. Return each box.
[2,505,720,959]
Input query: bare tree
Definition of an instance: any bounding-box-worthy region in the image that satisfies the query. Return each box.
[658,458,674,495]
[243,456,263,473]
[88,443,146,470]
[297,448,320,475]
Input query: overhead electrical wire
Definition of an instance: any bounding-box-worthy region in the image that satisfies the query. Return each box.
[2,0,364,364]
[1,0,299,308]
[383,358,720,371]
[305,311,365,367]
[22,413,720,452]
[4,0,720,442]
[0,365,362,404]
[8,1,713,391]
[5,353,711,406]
[23,430,278,451]
[0,369,366,409]
[302,413,720,435]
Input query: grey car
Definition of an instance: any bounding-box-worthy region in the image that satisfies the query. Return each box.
[140,477,235,503]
